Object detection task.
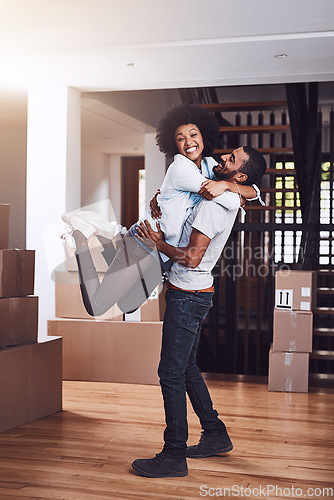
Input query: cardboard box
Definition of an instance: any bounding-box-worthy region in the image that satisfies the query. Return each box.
[268,345,309,393]
[64,238,109,273]
[48,319,163,385]
[124,281,167,322]
[55,271,123,321]
[140,281,167,322]
[273,309,313,353]
[0,204,10,250]
[0,296,38,349]
[55,271,166,322]
[30,337,63,421]
[0,337,62,433]
[0,249,35,297]
[275,270,317,312]
[18,250,35,296]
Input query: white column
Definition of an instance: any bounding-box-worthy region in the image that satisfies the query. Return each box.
[145,133,166,205]
[109,154,121,223]
[26,86,81,340]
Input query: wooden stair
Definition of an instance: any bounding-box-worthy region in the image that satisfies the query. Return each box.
[219,125,290,133]
[202,101,288,112]
[310,270,334,387]
[207,100,297,217]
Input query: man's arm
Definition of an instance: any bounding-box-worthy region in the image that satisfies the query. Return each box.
[137,220,210,269]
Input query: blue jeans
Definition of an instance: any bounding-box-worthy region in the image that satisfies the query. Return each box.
[158,288,227,458]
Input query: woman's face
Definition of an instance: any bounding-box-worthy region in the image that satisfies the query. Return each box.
[174,123,204,168]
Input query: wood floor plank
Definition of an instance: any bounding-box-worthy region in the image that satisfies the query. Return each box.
[0,380,333,499]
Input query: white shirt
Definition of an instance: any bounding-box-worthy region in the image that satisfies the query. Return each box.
[142,154,240,259]
[168,199,239,290]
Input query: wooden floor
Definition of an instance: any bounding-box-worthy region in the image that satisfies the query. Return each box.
[0,380,333,500]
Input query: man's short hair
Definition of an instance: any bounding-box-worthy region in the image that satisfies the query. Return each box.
[240,146,267,185]
[156,104,220,158]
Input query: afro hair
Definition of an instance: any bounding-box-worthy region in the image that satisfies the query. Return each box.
[156,104,220,158]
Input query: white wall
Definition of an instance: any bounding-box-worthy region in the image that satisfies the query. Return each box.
[81,148,109,209]
[0,127,27,249]
[145,133,166,206]
[109,155,121,223]
[26,85,81,339]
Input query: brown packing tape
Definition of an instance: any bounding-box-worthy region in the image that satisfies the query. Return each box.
[16,249,22,296]
[0,250,18,297]
[0,204,10,250]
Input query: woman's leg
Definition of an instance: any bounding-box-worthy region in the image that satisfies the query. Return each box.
[117,259,162,313]
[74,230,161,316]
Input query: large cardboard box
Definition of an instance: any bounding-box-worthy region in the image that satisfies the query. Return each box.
[268,345,309,393]
[140,282,167,322]
[275,270,317,312]
[48,319,163,385]
[56,271,166,322]
[0,249,35,297]
[273,309,313,353]
[64,239,109,273]
[55,271,123,321]
[124,281,167,322]
[0,337,62,432]
[0,204,10,250]
[0,296,38,349]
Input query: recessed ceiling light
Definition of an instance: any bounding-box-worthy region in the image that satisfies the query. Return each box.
[275,54,288,58]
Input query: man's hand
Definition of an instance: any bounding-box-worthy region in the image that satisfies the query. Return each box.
[149,190,161,219]
[198,180,229,200]
[136,220,165,251]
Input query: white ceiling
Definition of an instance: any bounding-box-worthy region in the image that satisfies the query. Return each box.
[0,0,333,154]
[0,0,333,91]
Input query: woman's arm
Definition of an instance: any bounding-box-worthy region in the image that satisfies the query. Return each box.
[198,180,256,200]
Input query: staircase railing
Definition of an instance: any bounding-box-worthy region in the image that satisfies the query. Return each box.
[285,83,322,270]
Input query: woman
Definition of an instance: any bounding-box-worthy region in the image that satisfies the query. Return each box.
[62,104,257,316]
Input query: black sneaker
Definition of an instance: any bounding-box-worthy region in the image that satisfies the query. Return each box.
[132,451,188,478]
[186,430,233,458]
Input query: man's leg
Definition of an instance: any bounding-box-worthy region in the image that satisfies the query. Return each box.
[185,337,227,432]
[132,288,212,478]
[185,327,233,458]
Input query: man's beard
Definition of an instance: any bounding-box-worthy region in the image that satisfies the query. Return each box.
[213,165,239,181]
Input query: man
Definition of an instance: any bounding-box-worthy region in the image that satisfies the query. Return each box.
[132,146,267,478]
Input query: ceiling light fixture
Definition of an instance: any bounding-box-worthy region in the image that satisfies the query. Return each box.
[127,62,135,66]
[275,54,288,58]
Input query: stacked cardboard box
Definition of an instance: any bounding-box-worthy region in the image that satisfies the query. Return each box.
[0,205,62,432]
[48,319,162,385]
[50,241,166,385]
[268,270,316,393]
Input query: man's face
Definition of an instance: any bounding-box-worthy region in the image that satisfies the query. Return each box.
[174,123,204,168]
[213,147,249,180]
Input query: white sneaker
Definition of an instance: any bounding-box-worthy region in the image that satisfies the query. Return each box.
[74,210,125,239]
[60,214,96,248]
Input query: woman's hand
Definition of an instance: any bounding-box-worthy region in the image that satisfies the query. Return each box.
[198,180,229,200]
[136,220,165,250]
[149,190,161,219]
